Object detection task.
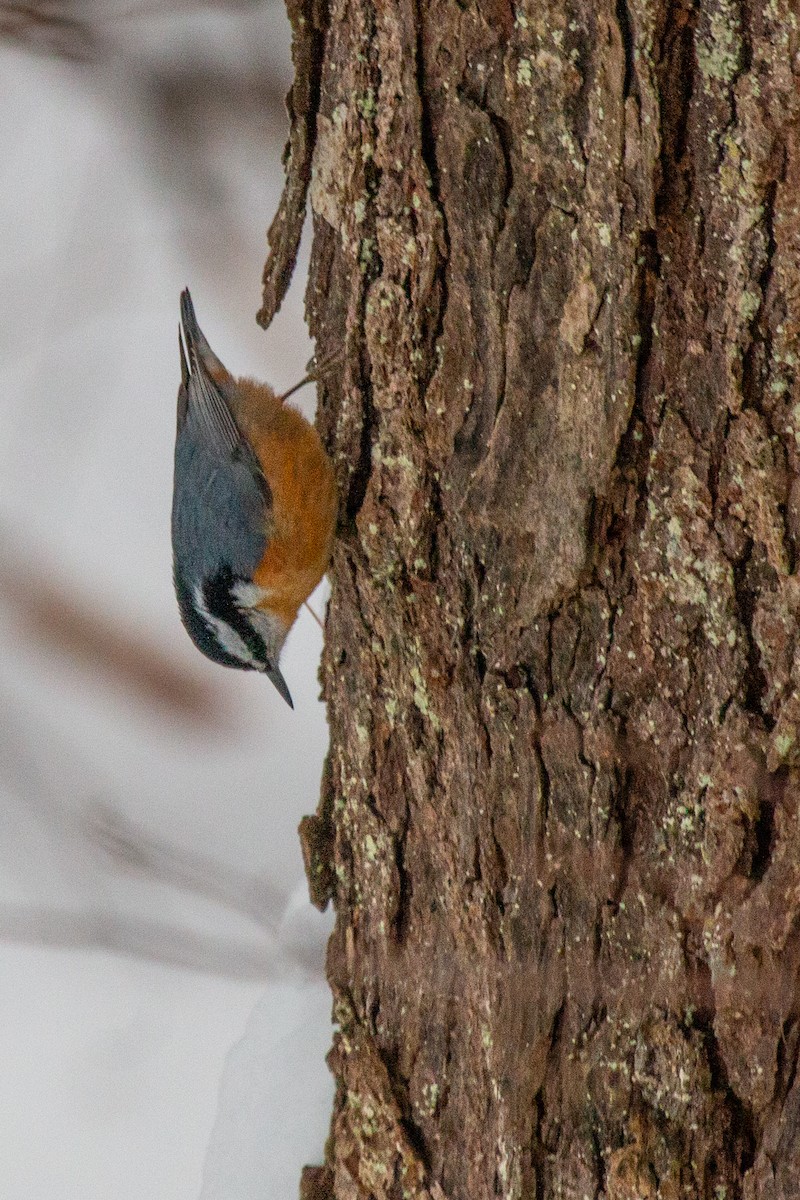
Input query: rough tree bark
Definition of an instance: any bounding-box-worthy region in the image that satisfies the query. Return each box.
[261,1,800,1196]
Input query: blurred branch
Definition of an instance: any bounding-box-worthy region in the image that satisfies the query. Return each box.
[0,2,100,60]
[0,903,302,979]
[1,0,292,295]
[0,0,265,63]
[0,699,325,977]
[0,526,229,728]
[85,800,289,930]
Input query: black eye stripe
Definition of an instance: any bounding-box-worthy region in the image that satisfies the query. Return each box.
[202,569,267,663]
[202,568,239,623]
[173,573,253,671]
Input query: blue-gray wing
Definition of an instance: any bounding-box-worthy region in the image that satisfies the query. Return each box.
[172,389,272,585]
[176,312,244,455]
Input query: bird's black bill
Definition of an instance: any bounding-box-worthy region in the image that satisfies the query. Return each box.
[266,664,294,708]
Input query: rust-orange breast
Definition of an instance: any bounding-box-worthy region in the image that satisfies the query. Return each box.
[231,380,337,630]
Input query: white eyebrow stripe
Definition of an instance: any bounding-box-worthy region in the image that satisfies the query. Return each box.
[192,584,259,668]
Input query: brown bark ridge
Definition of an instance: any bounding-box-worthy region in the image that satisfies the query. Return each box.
[266,1,800,1196]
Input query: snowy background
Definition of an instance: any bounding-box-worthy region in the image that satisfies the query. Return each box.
[0,3,335,1195]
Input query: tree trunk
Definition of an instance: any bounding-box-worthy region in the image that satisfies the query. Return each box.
[262,1,800,1196]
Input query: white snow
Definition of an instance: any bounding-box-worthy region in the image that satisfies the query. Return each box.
[200,976,335,1200]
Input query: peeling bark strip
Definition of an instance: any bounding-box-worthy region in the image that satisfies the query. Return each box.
[274,0,800,1196]
[258,0,328,329]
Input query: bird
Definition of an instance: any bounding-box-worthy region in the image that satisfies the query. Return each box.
[171,289,337,707]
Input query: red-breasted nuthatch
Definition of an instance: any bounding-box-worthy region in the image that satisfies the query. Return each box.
[172,290,337,707]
